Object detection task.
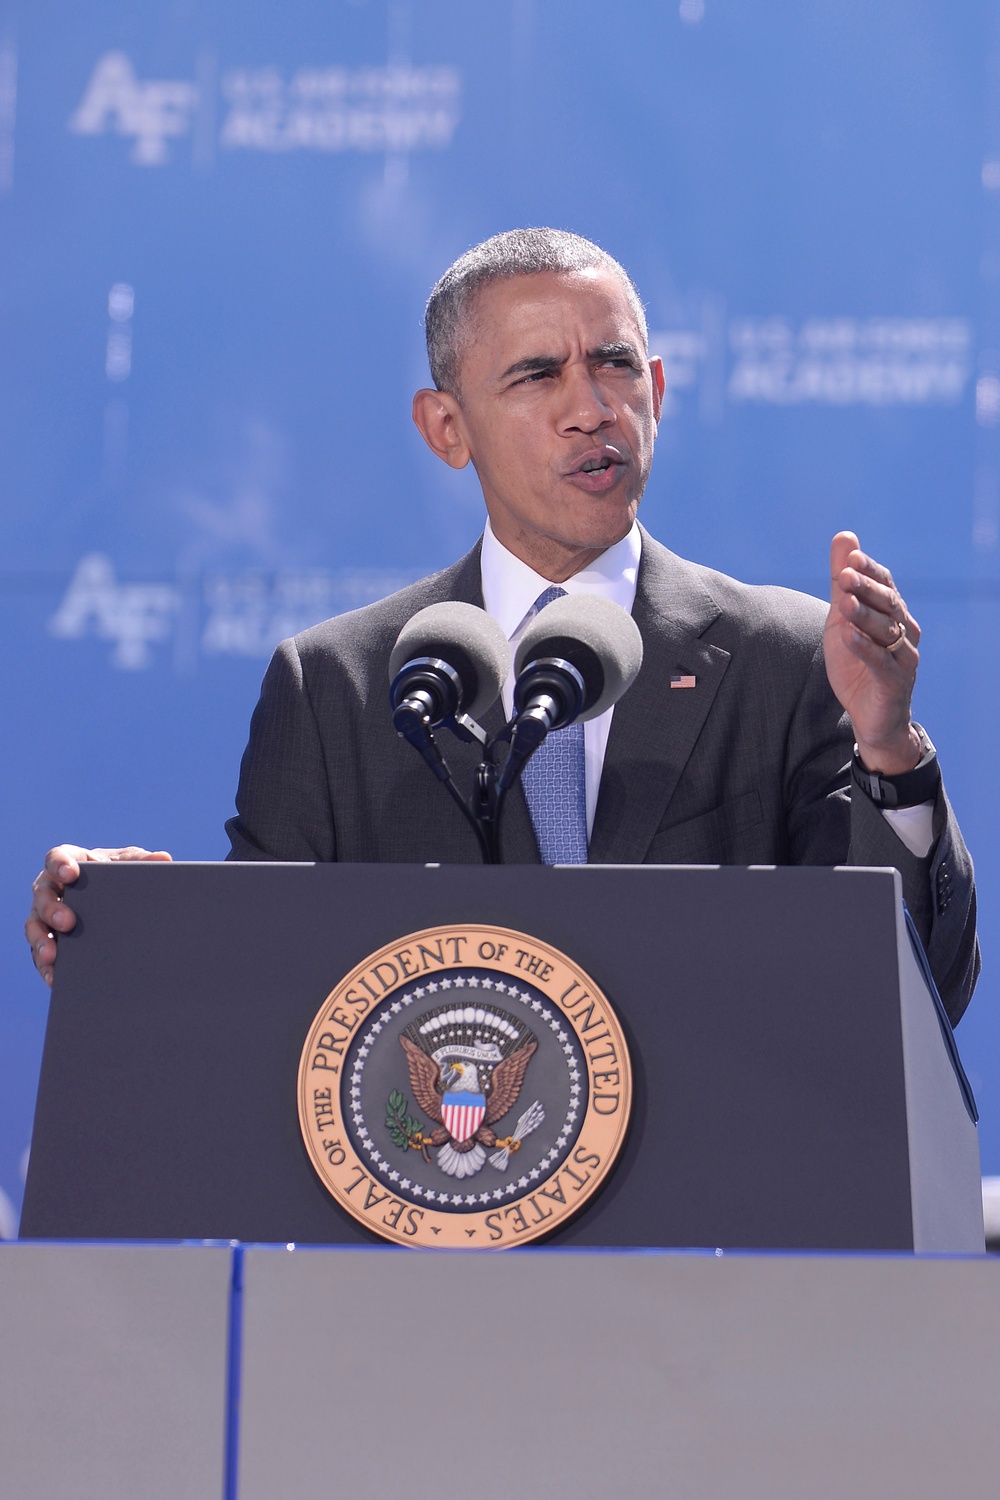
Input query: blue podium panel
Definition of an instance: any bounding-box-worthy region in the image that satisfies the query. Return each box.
[236,1246,1000,1500]
[0,1241,232,1500]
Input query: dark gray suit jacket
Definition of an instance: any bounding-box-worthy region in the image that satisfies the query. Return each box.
[227,529,979,1024]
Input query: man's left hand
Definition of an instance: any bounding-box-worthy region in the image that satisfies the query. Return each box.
[824,531,923,775]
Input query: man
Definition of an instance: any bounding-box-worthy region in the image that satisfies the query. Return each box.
[27,228,978,1022]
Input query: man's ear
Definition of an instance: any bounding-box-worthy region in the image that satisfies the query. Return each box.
[412,388,472,469]
[648,355,666,424]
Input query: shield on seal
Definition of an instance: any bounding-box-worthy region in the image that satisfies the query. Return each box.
[441,1092,486,1143]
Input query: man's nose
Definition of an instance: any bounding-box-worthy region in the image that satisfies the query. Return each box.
[557,368,615,433]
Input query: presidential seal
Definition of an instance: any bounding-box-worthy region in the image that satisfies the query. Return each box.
[297,924,632,1248]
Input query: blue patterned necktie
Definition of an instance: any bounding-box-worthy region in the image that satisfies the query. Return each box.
[518,586,588,865]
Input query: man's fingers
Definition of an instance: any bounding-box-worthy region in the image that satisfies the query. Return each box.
[836,560,903,614]
[840,586,922,649]
[829,531,860,592]
[104,847,173,862]
[25,916,57,965]
[33,845,171,933]
[825,532,922,769]
[46,899,74,932]
[89,846,173,863]
[831,535,921,648]
[25,910,59,984]
[25,914,53,949]
[845,549,896,590]
[839,590,920,652]
[42,843,172,875]
[28,888,73,934]
[28,843,173,987]
[841,619,918,672]
[31,869,76,930]
[43,844,88,885]
[831,533,902,604]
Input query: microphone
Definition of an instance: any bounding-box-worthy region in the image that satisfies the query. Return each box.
[388,601,509,742]
[513,592,643,724]
[501,594,643,784]
[388,602,510,861]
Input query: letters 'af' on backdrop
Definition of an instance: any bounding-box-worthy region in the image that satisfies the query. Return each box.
[2,0,999,1224]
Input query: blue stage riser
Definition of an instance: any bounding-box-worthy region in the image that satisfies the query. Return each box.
[3,1242,1000,1497]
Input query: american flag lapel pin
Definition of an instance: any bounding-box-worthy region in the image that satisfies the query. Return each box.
[671,673,697,689]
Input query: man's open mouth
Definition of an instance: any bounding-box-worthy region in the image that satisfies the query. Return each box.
[570,447,626,477]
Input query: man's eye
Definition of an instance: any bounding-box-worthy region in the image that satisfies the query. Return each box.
[515,369,553,385]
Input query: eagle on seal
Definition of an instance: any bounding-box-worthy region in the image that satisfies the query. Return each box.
[400,1033,538,1180]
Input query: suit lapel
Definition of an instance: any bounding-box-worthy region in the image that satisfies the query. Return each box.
[589,531,731,864]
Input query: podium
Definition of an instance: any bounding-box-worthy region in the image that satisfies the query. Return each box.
[20,861,982,1251]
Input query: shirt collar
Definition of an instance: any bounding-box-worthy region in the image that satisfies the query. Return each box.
[480,518,642,641]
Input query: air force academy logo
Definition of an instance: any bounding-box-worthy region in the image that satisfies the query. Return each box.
[298,925,632,1248]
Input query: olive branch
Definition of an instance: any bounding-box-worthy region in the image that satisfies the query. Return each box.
[385,1089,432,1163]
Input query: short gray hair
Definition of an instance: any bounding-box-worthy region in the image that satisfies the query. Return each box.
[424,227,648,396]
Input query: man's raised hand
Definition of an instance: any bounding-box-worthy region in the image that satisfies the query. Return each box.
[824,531,923,775]
[26,844,172,987]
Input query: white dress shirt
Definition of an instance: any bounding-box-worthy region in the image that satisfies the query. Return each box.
[480,518,639,838]
[478,519,933,858]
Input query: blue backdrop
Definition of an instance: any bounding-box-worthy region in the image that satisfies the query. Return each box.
[3,0,999,1232]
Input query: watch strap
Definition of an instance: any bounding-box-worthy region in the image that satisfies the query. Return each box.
[851,723,940,809]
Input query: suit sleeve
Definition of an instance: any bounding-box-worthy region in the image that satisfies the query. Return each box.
[849,783,979,1027]
[784,640,979,1026]
[225,638,337,862]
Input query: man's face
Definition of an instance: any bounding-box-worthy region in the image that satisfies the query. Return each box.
[415,268,664,580]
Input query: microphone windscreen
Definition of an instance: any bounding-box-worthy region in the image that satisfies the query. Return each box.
[389,601,510,720]
[514,593,643,722]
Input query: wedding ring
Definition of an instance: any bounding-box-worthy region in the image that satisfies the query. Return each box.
[885,620,907,653]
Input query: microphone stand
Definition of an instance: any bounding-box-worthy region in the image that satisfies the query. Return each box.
[474,716,545,865]
[392,700,494,864]
[392,708,542,866]
[392,656,586,866]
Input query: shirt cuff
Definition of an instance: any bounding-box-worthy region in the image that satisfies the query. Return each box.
[881,802,935,859]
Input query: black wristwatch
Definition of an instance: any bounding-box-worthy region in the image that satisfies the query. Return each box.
[851,723,940,809]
